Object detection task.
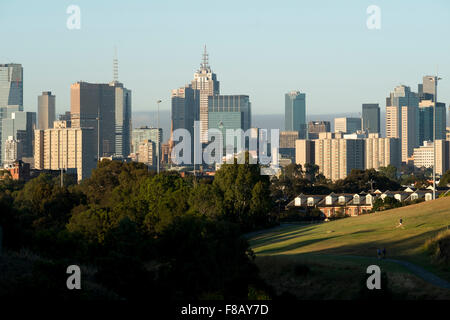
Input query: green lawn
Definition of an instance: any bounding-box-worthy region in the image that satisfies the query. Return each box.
[249,197,450,299]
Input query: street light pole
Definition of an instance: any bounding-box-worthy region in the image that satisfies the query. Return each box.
[433,75,442,200]
[157,100,162,174]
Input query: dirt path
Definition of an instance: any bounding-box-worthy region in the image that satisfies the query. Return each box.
[385,258,450,290]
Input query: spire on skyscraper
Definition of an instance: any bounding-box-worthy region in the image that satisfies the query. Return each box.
[113,46,119,82]
[200,45,210,70]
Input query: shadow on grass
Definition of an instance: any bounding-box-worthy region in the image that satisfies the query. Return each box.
[250,225,318,249]
[256,235,339,255]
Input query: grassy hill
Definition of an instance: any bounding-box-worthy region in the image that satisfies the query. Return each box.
[249,196,450,299]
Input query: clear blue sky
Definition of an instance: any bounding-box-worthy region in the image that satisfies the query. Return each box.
[1,0,449,116]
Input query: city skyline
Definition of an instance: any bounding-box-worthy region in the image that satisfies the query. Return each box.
[1,0,449,116]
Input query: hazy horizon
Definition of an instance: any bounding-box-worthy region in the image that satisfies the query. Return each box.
[1,0,449,117]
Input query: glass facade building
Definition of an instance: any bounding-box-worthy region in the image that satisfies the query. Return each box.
[285,91,306,138]
[362,104,380,134]
[208,95,251,153]
[0,64,23,108]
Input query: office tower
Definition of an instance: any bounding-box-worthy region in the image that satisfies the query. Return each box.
[1,111,35,164]
[308,121,330,139]
[280,131,299,149]
[413,140,449,175]
[365,133,401,170]
[420,76,437,101]
[171,85,199,161]
[70,81,131,158]
[207,95,251,153]
[59,111,71,121]
[0,64,23,108]
[279,131,299,161]
[131,126,162,156]
[113,82,132,158]
[0,64,24,165]
[362,104,380,134]
[34,124,96,181]
[314,136,365,181]
[285,91,306,138]
[385,85,419,163]
[334,117,362,134]
[401,105,418,163]
[137,140,156,167]
[295,139,315,168]
[191,47,220,143]
[38,91,56,129]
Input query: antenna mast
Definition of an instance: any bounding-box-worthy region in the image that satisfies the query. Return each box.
[113,46,119,82]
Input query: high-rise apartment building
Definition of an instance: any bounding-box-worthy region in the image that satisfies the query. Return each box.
[38,91,56,130]
[365,133,401,170]
[34,123,96,181]
[413,140,449,175]
[334,117,361,134]
[314,136,365,181]
[295,139,315,168]
[137,139,156,168]
[385,85,419,163]
[191,47,220,143]
[362,104,380,134]
[285,91,306,138]
[3,135,22,165]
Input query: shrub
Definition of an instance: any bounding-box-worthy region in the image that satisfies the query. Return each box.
[293,264,310,277]
[424,229,450,266]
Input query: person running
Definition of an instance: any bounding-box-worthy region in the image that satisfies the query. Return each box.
[396,218,404,229]
[382,247,386,259]
[377,248,381,260]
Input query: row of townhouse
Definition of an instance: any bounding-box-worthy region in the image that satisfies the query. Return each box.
[287,187,450,218]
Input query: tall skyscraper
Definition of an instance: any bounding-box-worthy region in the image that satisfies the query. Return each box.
[70,81,131,159]
[385,85,419,163]
[334,117,361,134]
[171,85,199,144]
[421,76,437,101]
[0,64,23,108]
[362,104,380,134]
[208,95,251,153]
[191,47,220,143]
[0,64,24,166]
[417,75,446,145]
[113,82,132,158]
[285,91,306,138]
[38,91,56,129]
